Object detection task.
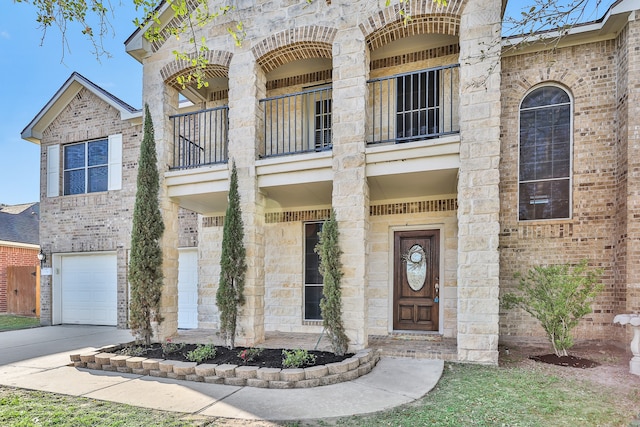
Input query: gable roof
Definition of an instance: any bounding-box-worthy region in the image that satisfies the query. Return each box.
[0,203,39,246]
[21,72,141,144]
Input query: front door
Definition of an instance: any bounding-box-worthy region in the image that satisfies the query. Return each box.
[393,230,439,332]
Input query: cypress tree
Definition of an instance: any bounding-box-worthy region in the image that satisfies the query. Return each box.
[316,210,349,356]
[129,104,165,346]
[216,161,246,349]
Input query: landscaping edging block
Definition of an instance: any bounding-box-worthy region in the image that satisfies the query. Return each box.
[70,345,381,389]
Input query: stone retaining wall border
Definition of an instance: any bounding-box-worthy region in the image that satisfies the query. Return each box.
[70,346,380,389]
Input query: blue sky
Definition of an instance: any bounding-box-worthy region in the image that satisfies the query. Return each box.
[0,0,605,205]
[0,1,141,205]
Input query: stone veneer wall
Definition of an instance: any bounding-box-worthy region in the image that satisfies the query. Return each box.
[499,39,624,343]
[456,0,502,364]
[367,200,458,338]
[143,0,503,361]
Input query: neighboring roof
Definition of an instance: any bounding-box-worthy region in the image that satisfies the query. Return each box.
[21,72,142,144]
[0,202,39,246]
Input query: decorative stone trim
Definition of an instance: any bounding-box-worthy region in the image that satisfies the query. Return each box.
[370,198,458,216]
[370,44,459,71]
[265,209,331,224]
[266,70,332,91]
[160,50,233,90]
[202,216,225,227]
[70,348,380,389]
[252,26,338,74]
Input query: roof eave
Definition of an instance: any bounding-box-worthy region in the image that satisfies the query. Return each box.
[21,72,141,145]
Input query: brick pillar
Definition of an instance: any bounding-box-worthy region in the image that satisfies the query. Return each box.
[456,0,502,364]
[143,67,180,341]
[331,27,370,351]
[624,16,640,316]
[227,49,266,346]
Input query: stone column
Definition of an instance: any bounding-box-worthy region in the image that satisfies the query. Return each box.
[227,49,266,346]
[331,27,370,351]
[456,0,502,364]
[143,61,180,341]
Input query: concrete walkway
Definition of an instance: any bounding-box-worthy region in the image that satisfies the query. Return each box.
[0,325,444,422]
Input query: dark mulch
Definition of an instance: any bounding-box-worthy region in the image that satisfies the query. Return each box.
[529,353,600,368]
[118,343,352,369]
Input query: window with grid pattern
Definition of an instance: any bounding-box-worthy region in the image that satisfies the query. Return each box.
[518,86,572,221]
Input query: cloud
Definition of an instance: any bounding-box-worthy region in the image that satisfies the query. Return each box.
[0,31,10,39]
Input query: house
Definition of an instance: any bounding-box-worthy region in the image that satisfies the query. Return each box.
[23,0,640,364]
[0,203,40,316]
[21,73,198,327]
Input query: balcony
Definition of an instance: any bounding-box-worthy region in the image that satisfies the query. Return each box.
[169,106,229,170]
[367,64,460,145]
[260,87,332,158]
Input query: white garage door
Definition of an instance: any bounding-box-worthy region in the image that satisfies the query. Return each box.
[178,248,198,329]
[61,253,117,325]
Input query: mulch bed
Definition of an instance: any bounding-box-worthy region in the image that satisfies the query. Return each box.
[118,343,352,369]
[529,353,600,368]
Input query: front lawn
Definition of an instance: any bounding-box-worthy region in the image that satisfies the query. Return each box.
[1,361,638,426]
[0,315,40,332]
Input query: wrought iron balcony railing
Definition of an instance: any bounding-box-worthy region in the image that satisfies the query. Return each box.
[367,64,460,145]
[170,106,228,170]
[260,87,332,158]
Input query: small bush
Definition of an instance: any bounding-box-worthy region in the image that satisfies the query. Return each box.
[502,259,604,357]
[238,347,263,364]
[161,338,185,357]
[186,344,216,363]
[282,349,316,368]
[118,345,146,357]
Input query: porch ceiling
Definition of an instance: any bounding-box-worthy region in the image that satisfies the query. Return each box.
[368,168,458,201]
[165,165,229,215]
[262,181,333,210]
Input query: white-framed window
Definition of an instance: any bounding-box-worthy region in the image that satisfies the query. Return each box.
[396,69,439,141]
[64,139,108,195]
[304,222,323,321]
[46,134,122,197]
[314,98,332,151]
[518,85,572,221]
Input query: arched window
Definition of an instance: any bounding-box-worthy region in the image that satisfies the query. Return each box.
[518,86,572,221]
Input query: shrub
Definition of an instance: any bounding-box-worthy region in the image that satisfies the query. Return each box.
[118,345,146,357]
[238,347,263,364]
[282,349,316,368]
[216,161,247,349]
[315,210,349,356]
[128,104,165,346]
[501,259,604,357]
[161,338,185,357]
[186,344,216,363]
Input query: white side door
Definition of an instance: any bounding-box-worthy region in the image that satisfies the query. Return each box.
[178,248,199,329]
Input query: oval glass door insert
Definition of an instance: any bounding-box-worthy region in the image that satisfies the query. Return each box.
[406,244,427,291]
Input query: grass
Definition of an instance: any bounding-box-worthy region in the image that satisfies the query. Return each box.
[0,387,195,427]
[0,315,40,332]
[1,363,638,427]
[331,363,640,427]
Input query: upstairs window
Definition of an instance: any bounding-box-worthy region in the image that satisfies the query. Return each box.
[396,69,439,141]
[519,86,572,221]
[314,99,332,151]
[64,139,109,195]
[46,134,122,198]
